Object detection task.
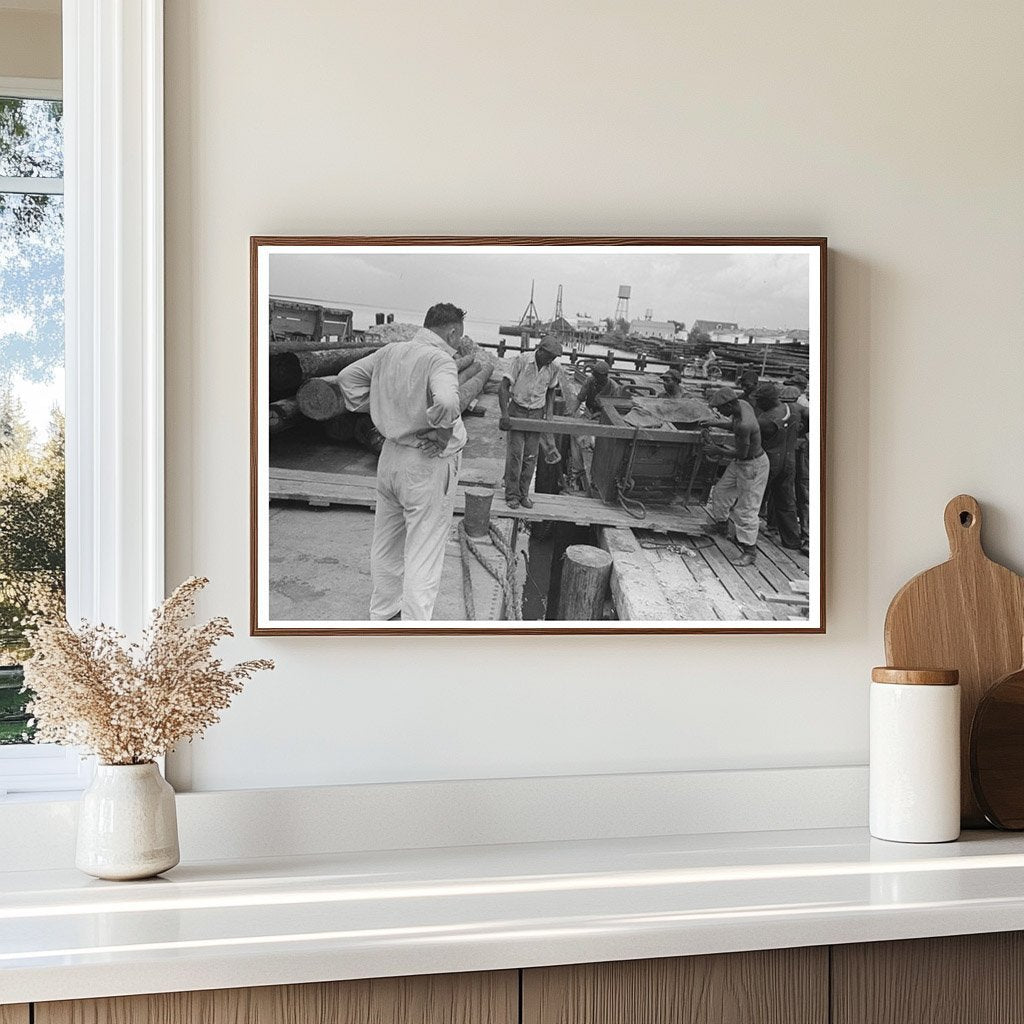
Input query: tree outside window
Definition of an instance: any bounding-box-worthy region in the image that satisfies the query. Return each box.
[0,95,65,744]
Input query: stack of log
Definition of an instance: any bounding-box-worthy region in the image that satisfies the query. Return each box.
[293,349,494,428]
[269,347,381,403]
[267,319,496,453]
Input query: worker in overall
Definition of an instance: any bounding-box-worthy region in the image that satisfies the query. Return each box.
[564,360,624,491]
[498,335,562,509]
[701,386,770,567]
[752,382,803,551]
[781,383,811,545]
[337,303,466,621]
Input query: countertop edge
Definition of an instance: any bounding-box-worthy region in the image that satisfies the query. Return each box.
[8,896,1024,1004]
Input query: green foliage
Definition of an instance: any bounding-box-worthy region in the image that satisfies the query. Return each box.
[0,396,64,743]
[0,665,31,744]
[689,328,712,346]
[0,392,65,662]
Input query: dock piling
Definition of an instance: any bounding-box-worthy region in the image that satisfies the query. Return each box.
[463,489,494,538]
[557,545,613,620]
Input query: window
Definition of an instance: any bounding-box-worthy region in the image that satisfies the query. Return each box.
[1,7,166,797]
[0,80,82,795]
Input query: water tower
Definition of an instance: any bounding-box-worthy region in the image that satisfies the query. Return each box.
[614,285,631,323]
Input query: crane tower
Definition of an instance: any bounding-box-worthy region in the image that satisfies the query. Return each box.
[517,279,542,329]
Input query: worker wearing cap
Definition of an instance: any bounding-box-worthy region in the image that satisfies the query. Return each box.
[702,386,770,566]
[568,360,624,415]
[784,371,810,408]
[564,361,624,491]
[661,368,683,398]
[499,335,562,509]
[338,302,466,620]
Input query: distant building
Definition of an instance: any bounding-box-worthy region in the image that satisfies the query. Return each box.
[629,318,676,341]
[692,317,741,333]
[691,319,740,343]
[710,327,745,344]
[691,320,807,345]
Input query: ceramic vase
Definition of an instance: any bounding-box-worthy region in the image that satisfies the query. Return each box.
[76,762,180,880]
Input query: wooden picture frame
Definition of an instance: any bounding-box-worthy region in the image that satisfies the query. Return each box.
[251,236,827,634]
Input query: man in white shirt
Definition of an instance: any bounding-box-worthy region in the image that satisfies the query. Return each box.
[338,303,467,621]
[498,335,562,509]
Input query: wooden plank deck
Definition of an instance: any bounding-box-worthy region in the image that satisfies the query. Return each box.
[270,467,710,534]
[598,503,811,623]
[269,466,809,623]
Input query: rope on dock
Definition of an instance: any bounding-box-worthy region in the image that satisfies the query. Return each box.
[616,479,647,520]
[458,520,523,621]
[614,424,648,520]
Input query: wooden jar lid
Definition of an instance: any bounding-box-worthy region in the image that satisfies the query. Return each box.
[871,667,960,686]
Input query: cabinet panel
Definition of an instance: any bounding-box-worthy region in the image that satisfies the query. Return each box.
[832,932,1024,1024]
[523,948,828,1024]
[0,1007,30,1024]
[36,971,517,1024]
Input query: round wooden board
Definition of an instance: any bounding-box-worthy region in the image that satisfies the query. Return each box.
[971,663,1024,829]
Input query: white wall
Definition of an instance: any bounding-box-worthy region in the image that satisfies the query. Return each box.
[164,0,1024,792]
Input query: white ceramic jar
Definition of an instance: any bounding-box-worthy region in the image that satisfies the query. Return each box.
[870,667,961,843]
[76,762,180,880]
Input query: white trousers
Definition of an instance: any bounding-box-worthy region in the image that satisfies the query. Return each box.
[710,452,770,547]
[370,440,461,621]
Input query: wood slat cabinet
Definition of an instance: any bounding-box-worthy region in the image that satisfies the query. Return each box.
[522,948,828,1024]
[831,932,1024,1024]
[34,971,517,1024]
[14,932,1024,1024]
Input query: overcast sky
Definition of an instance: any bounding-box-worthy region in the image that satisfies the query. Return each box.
[269,249,811,334]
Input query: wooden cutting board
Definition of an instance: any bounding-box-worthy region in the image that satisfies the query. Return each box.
[884,494,1024,826]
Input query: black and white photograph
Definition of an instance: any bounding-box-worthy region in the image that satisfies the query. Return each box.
[251,238,825,634]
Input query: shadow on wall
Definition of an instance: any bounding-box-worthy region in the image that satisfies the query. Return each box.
[827,249,873,637]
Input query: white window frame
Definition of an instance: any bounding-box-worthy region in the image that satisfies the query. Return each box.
[0,0,164,797]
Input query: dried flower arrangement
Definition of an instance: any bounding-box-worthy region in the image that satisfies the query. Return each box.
[22,577,273,765]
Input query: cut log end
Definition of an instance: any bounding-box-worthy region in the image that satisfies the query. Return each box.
[565,545,613,569]
[296,377,345,421]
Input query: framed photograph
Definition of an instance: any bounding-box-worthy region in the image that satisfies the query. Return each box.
[250,236,826,635]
